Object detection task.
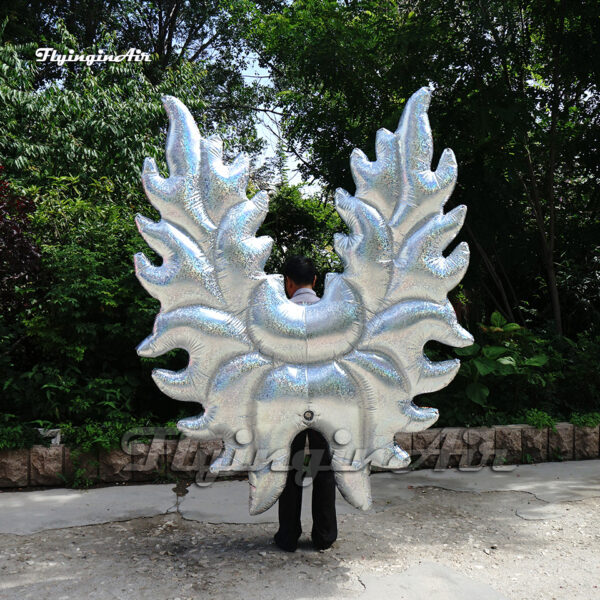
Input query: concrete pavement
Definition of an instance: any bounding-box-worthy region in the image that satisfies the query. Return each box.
[1,460,599,599]
[1,460,599,535]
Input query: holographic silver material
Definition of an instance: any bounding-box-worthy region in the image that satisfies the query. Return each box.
[135,87,473,514]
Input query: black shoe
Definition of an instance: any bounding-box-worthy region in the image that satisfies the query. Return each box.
[273,532,298,552]
[311,536,335,551]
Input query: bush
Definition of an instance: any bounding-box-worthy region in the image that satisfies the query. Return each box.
[0,414,51,449]
[570,412,600,428]
[427,312,600,427]
[524,408,556,432]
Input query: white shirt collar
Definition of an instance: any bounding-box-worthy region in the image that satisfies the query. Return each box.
[292,288,317,299]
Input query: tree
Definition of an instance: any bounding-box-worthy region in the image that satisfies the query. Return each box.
[0,166,40,374]
[0,18,265,424]
[258,183,344,293]
[244,0,600,335]
[0,0,277,86]
[0,19,263,198]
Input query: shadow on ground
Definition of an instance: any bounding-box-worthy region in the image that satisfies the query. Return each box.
[3,476,599,599]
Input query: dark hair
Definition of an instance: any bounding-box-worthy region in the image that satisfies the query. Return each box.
[282,255,316,286]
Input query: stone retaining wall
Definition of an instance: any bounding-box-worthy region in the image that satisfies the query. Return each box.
[1,423,599,488]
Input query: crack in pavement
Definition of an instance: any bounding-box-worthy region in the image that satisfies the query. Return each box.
[357,575,366,590]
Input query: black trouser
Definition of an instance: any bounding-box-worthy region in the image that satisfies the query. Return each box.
[274,429,337,550]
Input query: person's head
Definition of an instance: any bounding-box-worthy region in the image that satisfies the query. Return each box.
[282,255,317,299]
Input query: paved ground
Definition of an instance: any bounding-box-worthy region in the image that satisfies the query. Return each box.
[1,461,599,600]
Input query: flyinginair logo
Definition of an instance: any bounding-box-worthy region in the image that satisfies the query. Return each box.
[36,47,151,66]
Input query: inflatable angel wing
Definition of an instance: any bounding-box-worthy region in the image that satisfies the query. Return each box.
[135,88,473,514]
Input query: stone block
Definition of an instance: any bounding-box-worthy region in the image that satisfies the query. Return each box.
[521,426,548,463]
[0,449,29,487]
[30,445,64,486]
[548,422,574,461]
[493,425,523,465]
[169,438,205,476]
[466,427,494,469]
[200,440,224,465]
[412,428,441,469]
[163,439,179,477]
[170,438,224,479]
[129,441,163,482]
[98,448,132,483]
[127,437,175,480]
[574,426,600,460]
[437,428,467,469]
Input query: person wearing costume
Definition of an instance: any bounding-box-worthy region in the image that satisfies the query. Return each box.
[273,255,338,552]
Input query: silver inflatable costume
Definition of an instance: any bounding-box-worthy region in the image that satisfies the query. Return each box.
[135,87,473,514]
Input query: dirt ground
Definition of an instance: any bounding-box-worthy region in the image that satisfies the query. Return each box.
[1,485,599,600]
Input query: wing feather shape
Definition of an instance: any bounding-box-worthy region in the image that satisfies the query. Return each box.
[135,88,472,514]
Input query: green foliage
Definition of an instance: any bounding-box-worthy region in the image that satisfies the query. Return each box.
[524,409,556,432]
[570,412,600,429]
[1,173,167,425]
[427,312,600,427]
[0,24,263,199]
[62,451,98,489]
[1,3,599,449]
[523,453,534,465]
[58,417,152,452]
[258,183,344,292]
[451,312,556,408]
[245,0,600,336]
[0,19,264,431]
[0,414,51,450]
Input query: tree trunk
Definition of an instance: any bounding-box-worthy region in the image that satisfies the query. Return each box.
[465,224,516,322]
[542,250,562,335]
